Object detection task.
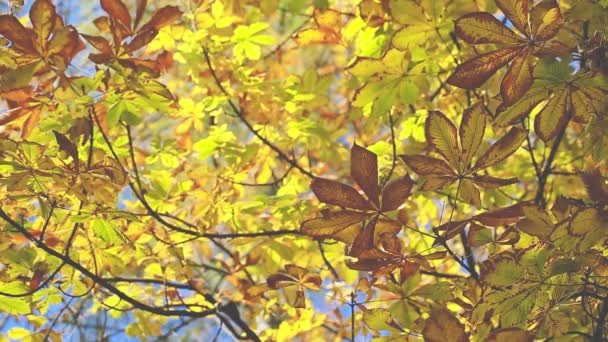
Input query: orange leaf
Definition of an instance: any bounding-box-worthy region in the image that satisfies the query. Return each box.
[501,50,533,106]
[139,5,182,32]
[401,154,456,176]
[134,0,147,29]
[472,126,527,170]
[29,0,57,50]
[422,309,468,342]
[454,12,523,45]
[381,174,413,212]
[101,0,132,32]
[425,111,459,168]
[495,0,529,36]
[473,203,526,226]
[447,46,521,89]
[351,143,380,207]
[310,177,373,211]
[301,210,369,239]
[459,102,486,170]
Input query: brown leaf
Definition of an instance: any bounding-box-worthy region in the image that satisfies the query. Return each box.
[425,111,460,168]
[101,0,132,32]
[582,168,608,205]
[139,5,182,32]
[94,16,111,33]
[530,0,562,41]
[422,309,468,342]
[134,0,147,29]
[0,15,36,54]
[501,50,533,106]
[351,143,380,207]
[459,102,486,170]
[29,0,56,50]
[487,327,534,342]
[420,176,457,191]
[495,0,529,36]
[21,109,41,139]
[301,210,369,239]
[454,12,523,45]
[473,203,526,226]
[401,154,456,176]
[48,26,84,63]
[350,217,377,258]
[447,46,521,90]
[53,130,79,168]
[81,34,113,54]
[126,28,158,53]
[381,174,413,211]
[473,126,527,170]
[471,175,518,189]
[311,177,373,211]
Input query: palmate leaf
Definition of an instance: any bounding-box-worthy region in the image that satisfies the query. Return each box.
[402,104,524,206]
[351,143,380,207]
[448,0,564,105]
[310,178,374,211]
[301,210,370,239]
[266,265,321,309]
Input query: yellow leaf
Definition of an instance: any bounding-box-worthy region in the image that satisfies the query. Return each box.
[425,111,460,169]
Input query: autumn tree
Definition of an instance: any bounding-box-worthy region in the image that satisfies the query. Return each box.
[0,0,607,341]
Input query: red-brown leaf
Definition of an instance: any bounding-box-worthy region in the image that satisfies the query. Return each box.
[139,5,182,32]
[126,28,158,53]
[471,175,519,189]
[53,130,79,168]
[351,143,380,207]
[447,46,522,89]
[81,34,112,54]
[134,0,147,29]
[310,177,374,211]
[381,174,413,211]
[101,0,132,32]
[473,202,527,226]
[0,15,36,54]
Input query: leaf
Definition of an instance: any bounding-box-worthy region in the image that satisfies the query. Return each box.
[101,0,131,32]
[495,0,529,36]
[420,176,457,191]
[134,0,147,29]
[501,50,533,106]
[459,102,486,170]
[126,28,158,53]
[425,111,459,168]
[93,218,120,244]
[530,0,562,41]
[401,154,455,176]
[364,308,402,332]
[582,168,608,205]
[381,175,413,212]
[0,15,35,53]
[351,143,380,207]
[81,34,112,54]
[534,87,568,142]
[447,47,521,89]
[53,130,79,168]
[487,328,534,342]
[471,175,518,189]
[139,5,182,32]
[473,127,527,171]
[422,309,467,342]
[310,178,374,211]
[460,179,481,208]
[301,210,370,239]
[30,0,56,49]
[0,296,31,314]
[495,90,547,126]
[473,203,526,226]
[454,12,523,45]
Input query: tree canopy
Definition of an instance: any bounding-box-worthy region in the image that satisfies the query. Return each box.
[0,0,607,340]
